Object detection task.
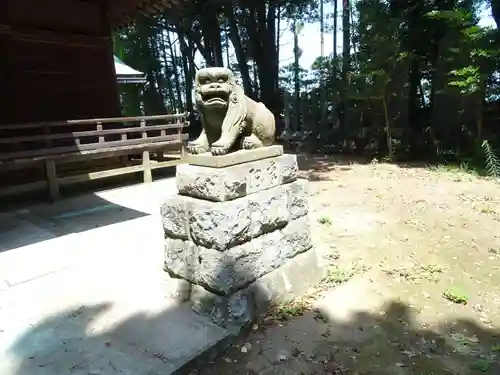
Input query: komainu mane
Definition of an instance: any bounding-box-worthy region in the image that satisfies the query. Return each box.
[188,67,276,156]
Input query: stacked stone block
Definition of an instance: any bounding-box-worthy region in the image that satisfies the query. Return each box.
[161,151,313,327]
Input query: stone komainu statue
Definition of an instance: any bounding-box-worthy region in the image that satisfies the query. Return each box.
[188,67,276,156]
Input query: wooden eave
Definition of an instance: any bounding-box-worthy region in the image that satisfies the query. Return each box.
[110,0,195,28]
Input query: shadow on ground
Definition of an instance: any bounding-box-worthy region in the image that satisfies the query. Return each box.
[192,299,500,375]
[296,153,470,182]
[0,166,179,253]
[4,156,498,374]
[2,260,252,374]
[3,302,227,375]
[0,192,149,253]
[5,271,500,375]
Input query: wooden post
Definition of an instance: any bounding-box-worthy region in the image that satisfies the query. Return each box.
[180,139,187,159]
[120,132,129,166]
[141,119,152,183]
[96,121,104,143]
[43,124,60,201]
[44,160,60,201]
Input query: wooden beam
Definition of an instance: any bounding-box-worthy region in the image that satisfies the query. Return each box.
[0,123,186,144]
[0,133,188,161]
[0,112,188,131]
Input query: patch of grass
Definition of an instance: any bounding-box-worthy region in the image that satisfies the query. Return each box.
[322,262,369,286]
[383,266,417,282]
[419,264,444,281]
[479,206,497,215]
[443,288,469,305]
[383,264,443,283]
[427,162,479,180]
[472,204,500,221]
[270,297,312,321]
[318,215,333,226]
[489,248,500,255]
[491,344,500,352]
[470,359,491,372]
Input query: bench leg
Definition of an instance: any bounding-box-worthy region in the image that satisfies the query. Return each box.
[44,160,60,201]
[142,150,152,183]
[181,140,187,159]
[119,155,129,167]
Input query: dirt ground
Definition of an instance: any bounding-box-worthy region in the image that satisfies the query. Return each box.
[191,154,500,375]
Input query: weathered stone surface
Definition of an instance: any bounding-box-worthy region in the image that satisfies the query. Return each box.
[161,180,307,251]
[176,154,298,202]
[164,217,313,296]
[249,186,289,238]
[185,145,283,168]
[166,247,326,327]
[160,196,189,240]
[281,215,312,253]
[189,198,251,250]
[287,179,309,220]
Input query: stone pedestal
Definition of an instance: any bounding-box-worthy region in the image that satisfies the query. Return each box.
[161,146,323,328]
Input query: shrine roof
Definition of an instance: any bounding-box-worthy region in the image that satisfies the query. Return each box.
[110,0,195,27]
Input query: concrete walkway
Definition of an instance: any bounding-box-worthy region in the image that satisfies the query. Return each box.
[0,179,229,375]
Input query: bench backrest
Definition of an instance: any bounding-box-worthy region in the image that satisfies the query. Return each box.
[0,113,190,161]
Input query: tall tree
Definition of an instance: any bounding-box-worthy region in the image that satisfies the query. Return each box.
[341,0,351,132]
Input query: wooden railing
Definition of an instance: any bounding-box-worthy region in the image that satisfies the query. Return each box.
[0,113,189,201]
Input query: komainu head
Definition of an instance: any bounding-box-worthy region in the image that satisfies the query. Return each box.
[194,67,241,110]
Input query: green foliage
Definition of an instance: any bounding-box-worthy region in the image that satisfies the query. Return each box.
[112,0,500,169]
[449,65,481,93]
[443,288,469,304]
[481,140,500,178]
[279,63,315,93]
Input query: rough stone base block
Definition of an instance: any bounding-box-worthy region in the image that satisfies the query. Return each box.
[162,178,308,252]
[176,153,298,202]
[165,247,326,328]
[164,216,312,296]
[163,151,315,329]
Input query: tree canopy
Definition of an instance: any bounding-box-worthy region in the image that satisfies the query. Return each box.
[114,0,500,171]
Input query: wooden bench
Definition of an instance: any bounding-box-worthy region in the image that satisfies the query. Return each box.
[0,113,189,201]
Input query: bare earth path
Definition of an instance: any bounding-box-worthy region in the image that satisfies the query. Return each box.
[193,155,500,375]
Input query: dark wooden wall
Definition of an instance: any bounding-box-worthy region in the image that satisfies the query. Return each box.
[0,0,120,124]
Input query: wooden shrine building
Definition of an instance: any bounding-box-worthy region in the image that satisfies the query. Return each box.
[0,0,188,124]
[0,0,191,201]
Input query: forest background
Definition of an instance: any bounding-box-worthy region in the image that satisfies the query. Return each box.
[113,0,500,174]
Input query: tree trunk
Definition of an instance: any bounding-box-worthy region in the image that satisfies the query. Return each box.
[200,4,223,66]
[276,5,281,88]
[382,96,393,161]
[177,31,195,124]
[166,31,183,112]
[333,0,338,62]
[226,6,254,96]
[255,1,279,113]
[492,0,500,28]
[224,27,231,67]
[331,0,339,130]
[341,0,350,132]
[320,0,325,58]
[293,18,301,132]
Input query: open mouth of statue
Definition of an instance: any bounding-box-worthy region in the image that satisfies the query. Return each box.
[202,92,228,104]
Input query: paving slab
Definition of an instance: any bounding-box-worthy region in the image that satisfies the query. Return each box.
[0,213,57,252]
[0,262,230,375]
[0,178,177,246]
[0,177,234,375]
